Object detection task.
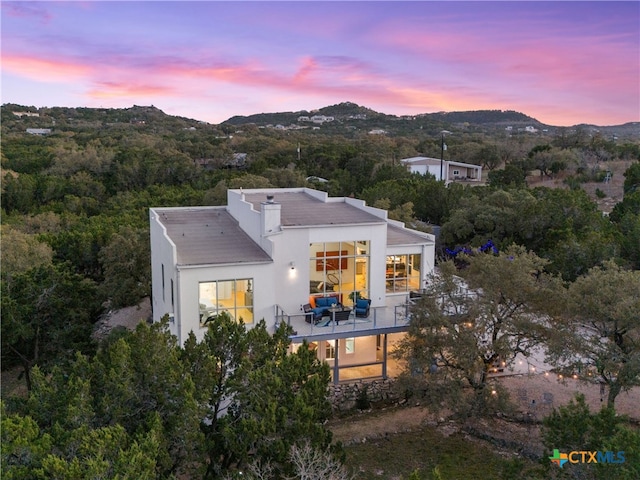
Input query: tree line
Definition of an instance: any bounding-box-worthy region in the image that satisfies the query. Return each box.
[1,104,639,478]
[2,318,342,479]
[2,103,638,390]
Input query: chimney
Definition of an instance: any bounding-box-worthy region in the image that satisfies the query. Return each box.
[261,195,281,236]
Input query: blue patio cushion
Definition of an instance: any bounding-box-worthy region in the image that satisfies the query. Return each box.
[356,298,371,309]
[355,298,371,318]
[312,295,341,317]
[316,297,337,308]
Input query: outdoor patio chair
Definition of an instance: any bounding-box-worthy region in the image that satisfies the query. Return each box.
[354,298,371,318]
[542,392,554,407]
[303,303,322,324]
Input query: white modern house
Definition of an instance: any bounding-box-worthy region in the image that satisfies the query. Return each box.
[150,188,435,383]
[401,156,482,184]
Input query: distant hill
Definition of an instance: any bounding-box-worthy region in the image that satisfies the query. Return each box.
[3,102,637,139]
[223,102,393,125]
[572,122,640,139]
[0,103,220,135]
[424,110,537,125]
[224,103,536,125]
[222,103,639,139]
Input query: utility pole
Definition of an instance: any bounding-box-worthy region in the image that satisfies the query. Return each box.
[440,130,452,182]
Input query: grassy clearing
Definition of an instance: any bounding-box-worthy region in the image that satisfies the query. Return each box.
[343,424,543,480]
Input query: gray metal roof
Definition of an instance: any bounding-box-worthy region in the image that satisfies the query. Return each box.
[155,207,272,266]
[387,224,434,246]
[241,191,384,227]
[401,156,440,164]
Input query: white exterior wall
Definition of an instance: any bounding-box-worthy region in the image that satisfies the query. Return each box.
[227,190,276,256]
[411,164,428,176]
[426,164,443,181]
[149,209,179,336]
[268,227,311,316]
[175,262,274,343]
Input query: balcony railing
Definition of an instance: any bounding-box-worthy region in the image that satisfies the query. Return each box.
[275,297,414,338]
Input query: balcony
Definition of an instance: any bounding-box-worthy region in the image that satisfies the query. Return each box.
[275,295,414,341]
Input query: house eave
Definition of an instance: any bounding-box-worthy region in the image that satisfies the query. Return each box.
[290,325,409,343]
[177,260,273,270]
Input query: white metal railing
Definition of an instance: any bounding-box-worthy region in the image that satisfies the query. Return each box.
[275,300,413,338]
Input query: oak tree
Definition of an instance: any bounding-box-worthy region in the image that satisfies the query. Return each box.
[547,262,640,409]
[395,247,561,416]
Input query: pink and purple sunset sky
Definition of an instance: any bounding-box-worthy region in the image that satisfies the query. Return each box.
[1,1,638,126]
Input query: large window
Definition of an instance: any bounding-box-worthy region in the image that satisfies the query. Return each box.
[309,241,369,305]
[199,279,253,326]
[345,338,355,354]
[386,254,421,293]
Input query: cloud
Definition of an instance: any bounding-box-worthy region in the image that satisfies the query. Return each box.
[1,2,636,125]
[86,81,175,99]
[2,54,90,81]
[1,2,52,23]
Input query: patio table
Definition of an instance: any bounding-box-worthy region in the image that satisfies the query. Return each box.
[328,307,352,324]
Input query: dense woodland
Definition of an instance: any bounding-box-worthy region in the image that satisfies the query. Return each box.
[1,103,639,478]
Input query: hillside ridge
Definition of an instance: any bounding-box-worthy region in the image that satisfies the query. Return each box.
[2,102,638,135]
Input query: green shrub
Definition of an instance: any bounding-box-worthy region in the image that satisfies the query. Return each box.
[564,176,582,190]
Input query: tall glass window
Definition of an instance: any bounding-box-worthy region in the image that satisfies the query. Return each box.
[309,241,369,305]
[199,278,253,326]
[386,254,421,293]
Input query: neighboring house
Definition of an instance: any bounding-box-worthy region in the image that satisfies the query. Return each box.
[26,128,51,135]
[309,115,334,124]
[150,188,435,383]
[401,156,482,184]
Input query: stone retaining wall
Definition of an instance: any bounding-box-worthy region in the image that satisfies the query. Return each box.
[329,378,401,413]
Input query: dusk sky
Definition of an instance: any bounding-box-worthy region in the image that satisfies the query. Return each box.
[2,1,638,126]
